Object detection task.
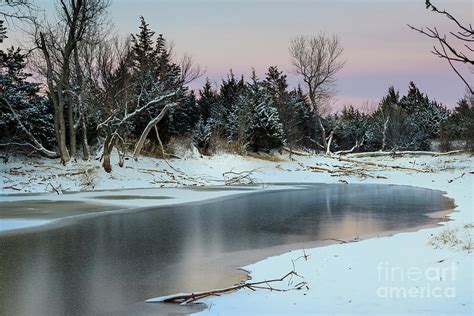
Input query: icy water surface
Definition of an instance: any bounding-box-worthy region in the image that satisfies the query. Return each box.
[0,184,453,315]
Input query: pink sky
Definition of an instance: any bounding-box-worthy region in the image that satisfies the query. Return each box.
[23,0,474,109]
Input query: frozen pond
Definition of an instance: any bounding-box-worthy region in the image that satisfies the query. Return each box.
[0,184,453,315]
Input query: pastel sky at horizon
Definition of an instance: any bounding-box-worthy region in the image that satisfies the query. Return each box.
[15,0,474,110]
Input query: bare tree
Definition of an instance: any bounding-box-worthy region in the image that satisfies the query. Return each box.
[179,54,204,85]
[0,0,36,22]
[93,38,179,172]
[408,0,473,95]
[33,0,111,163]
[289,34,345,153]
[97,86,178,172]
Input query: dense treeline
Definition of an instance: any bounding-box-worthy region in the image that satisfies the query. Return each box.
[0,1,473,172]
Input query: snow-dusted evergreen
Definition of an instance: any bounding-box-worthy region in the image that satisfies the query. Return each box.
[0,47,55,152]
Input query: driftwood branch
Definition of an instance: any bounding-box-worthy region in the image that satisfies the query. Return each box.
[303,162,388,179]
[334,137,365,155]
[347,150,465,159]
[334,156,430,173]
[147,270,307,305]
[223,169,258,185]
[282,147,312,157]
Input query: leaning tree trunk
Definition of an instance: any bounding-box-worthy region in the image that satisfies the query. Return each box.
[325,131,334,155]
[102,134,115,173]
[132,104,176,160]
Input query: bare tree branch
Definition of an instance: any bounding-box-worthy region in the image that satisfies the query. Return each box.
[0,96,58,158]
[408,0,473,95]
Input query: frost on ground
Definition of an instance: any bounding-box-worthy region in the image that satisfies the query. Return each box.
[0,152,473,315]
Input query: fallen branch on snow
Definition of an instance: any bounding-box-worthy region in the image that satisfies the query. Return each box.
[347,150,466,159]
[282,147,312,157]
[147,270,307,305]
[223,169,258,185]
[322,237,361,244]
[333,156,431,173]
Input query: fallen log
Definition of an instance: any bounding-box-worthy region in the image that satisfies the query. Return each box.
[334,156,431,173]
[347,150,466,158]
[282,147,312,157]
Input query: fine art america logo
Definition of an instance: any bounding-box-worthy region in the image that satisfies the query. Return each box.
[376,262,457,299]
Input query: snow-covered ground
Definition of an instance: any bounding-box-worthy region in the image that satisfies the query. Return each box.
[1,152,473,315]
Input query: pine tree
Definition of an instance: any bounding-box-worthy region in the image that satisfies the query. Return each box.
[197,79,218,123]
[0,47,55,150]
[192,118,213,155]
[440,98,474,150]
[334,106,369,152]
[245,71,285,151]
[129,17,185,143]
[131,16,157,73]
[154,34,182,91]
[399,82,448,150]
[168,91,200,136]
[218,71,246,137]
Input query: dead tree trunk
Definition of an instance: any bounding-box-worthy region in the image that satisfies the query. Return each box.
[325,130,334,155]
[132,103,176,159]
[102,134,115,173]
[98,91,177,172]
[382,116,390,151]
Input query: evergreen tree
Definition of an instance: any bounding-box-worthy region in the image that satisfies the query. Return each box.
[440,98,474,150]
[218,71,246,137]
[0,47,55,150]
[192,118,212,155]
[129,17,185,143]
[131,16,157,73]
[262,66,316,150]
[398,82,447,150]
[333,106,369,152]
[197,79,218,123]
[168,91,200,136]
[245,71,285,151]
[289,86,318,149]
[367,83,448,151]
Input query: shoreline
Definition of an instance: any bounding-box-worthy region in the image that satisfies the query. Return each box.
[147,189,457,312]
[0,183,458,315]
[0,153,472,315]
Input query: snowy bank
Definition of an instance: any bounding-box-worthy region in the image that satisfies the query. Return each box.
[195,154,473,316]
[1,152,473,315]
